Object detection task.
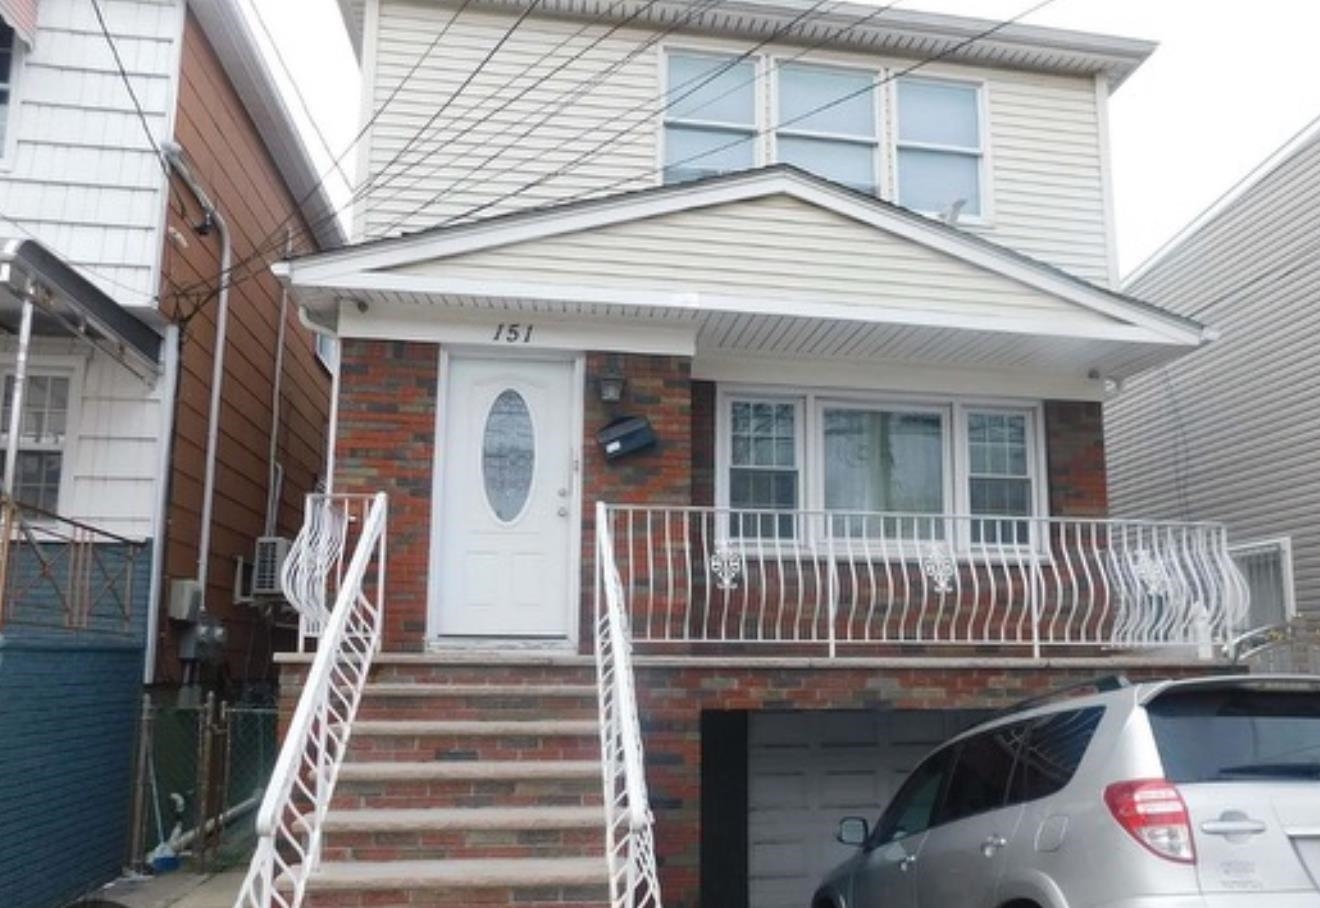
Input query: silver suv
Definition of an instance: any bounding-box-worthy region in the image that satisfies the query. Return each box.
[812,675,1320,908]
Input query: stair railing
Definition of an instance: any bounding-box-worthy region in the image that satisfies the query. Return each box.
[595,502,662,908]
[234,492,387,908]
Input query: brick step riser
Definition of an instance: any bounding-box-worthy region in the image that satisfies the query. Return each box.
[347,735,601,763]
[332,777,603,810]
[320,828,606,862]
[365,665,597,685]
[302,887,610,908]
[356,700,597,722]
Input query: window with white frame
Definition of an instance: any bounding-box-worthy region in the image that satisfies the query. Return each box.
[663,52,758,185]
[722,392,1041,543]
[896,77,984,218]
[0,22,15,153]
[775,63,879,194]
[1,373,71,512]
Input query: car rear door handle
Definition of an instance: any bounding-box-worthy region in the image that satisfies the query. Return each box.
[899,855,917,872]
[981,834,1008,857]
[1200,819,1267,837]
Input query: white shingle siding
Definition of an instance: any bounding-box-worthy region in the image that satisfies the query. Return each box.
[363,0,1114,283]
[0,0,179,309]
[1107,133,1320,614]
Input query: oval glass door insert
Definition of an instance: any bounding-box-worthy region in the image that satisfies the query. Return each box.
[482,389,535,522]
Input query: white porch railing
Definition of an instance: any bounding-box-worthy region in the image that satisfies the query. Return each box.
[234,492,387,908]
[595,502,662,908]
[280,495,374,649]
[601,505,1250,656]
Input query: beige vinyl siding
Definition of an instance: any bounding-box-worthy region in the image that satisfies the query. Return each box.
[365,1,1113,282]
[397,193,1122,328]
[1107,133,1320,614]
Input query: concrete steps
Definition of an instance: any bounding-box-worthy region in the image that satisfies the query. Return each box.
[297,660,609,906]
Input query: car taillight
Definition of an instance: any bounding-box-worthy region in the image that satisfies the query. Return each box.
[1104,779,1196,864]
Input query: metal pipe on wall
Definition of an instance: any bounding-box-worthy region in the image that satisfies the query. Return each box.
[161,141,230,611]
[2,297,33,497]
[264,231,293,537]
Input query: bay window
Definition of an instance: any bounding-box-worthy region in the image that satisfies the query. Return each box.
[2,373,71,512]
[663,52,758,185]
[896,77,984,218]
[720,391,1041,545]
[775,63,878,194]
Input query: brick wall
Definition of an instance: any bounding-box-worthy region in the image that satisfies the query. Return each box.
[335,340,439,649]
[1045,400,1109,517]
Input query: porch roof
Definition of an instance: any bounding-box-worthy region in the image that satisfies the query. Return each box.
[276,167,1211,389]
[0,238,162,378]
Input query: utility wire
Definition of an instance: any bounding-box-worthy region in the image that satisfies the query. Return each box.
[441,0,1058,228]
[162,0,481,305]
[173,0,719,299]
[245,0,353,194]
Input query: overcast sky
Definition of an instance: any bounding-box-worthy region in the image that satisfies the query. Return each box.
[244,0,1320,277]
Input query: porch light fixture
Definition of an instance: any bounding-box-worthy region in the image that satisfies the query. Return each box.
[597,368,626,403]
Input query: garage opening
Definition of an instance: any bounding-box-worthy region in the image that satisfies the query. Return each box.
[702,708,990,908]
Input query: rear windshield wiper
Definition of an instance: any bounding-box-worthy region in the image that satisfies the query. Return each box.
[1214,762,1320,780]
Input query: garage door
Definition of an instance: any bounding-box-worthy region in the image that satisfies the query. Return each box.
[748,709,985,908]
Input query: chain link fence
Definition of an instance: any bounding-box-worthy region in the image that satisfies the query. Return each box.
[129,695,279,874]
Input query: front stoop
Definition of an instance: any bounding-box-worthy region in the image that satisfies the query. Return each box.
[293,663,611,908]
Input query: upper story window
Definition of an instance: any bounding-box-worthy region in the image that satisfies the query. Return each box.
[896,77,984,218]
[663,53,757,184]
[0,22,15,153]
[775,64,878,194]
[2,373,71,512]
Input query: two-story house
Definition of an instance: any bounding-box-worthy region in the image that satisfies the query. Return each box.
[0,1,342,906]
[239,4,1250,908]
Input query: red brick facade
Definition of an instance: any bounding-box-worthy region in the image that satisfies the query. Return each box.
[331,345,1111,650]
[1045,400,1109,516]
[335,339,439,649]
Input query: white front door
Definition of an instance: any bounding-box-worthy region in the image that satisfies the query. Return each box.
[436,355,577,638]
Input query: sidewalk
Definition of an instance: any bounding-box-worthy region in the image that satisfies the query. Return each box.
[95,868,244,908]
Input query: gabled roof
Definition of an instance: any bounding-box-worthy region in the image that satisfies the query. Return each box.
[335,0,1155,87]
[280,165,1207,348]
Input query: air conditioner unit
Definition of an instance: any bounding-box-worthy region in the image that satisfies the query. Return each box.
[252,536,292,599]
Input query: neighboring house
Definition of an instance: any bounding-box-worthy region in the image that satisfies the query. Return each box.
[0,1,342,905]
[1108,120,1320,638]
[243,4,1249,908]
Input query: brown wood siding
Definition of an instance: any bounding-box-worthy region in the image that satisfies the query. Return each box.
[155,12,332,686]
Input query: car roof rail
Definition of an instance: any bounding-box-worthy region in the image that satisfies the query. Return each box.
[991,674,1132,720]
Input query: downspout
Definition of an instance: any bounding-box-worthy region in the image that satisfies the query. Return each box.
[2,296,33,497]
[264,232,293,536]
[297,305,340,494]
[144,324,181,684]
[161,141,230,611]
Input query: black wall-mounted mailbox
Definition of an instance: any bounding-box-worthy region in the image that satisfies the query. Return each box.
[597,415,657,460]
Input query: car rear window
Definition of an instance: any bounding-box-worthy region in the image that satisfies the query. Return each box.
[1011,707,1105,802]
[1146,686,1320,783]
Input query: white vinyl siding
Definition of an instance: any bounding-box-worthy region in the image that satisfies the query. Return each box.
[0,0,180,308]
[367,0,1113,281]
[399,194,1120,328]
[1108,132,1320,616]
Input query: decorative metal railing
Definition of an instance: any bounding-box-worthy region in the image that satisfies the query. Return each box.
[600,505,1250,657]
[234,492,387,908]
[0,494,145,637]
[279,495,369,649]
[595,502,662,908]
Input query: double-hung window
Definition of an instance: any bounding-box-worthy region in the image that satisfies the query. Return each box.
[0,22,15,154]
[722,393,1040,546]
[775,63,878,194]
[967,410,1035,545]
[663,52,758,185]
[896,77,984,218]
[1,373,71,512]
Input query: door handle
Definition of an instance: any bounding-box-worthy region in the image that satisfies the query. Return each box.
[899,855,917,872]
[1200,819,1267,837]
[981,834,1008,857]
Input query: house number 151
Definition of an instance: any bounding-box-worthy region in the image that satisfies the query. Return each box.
[493,323,534,343]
